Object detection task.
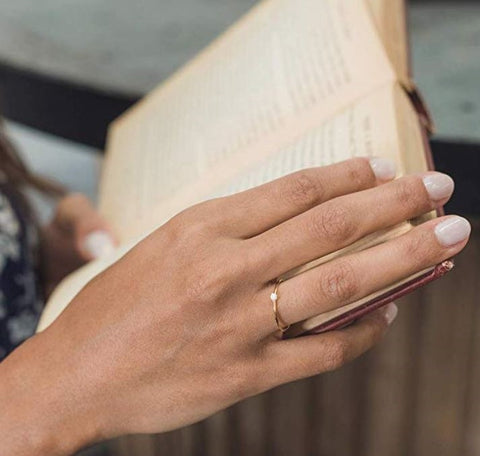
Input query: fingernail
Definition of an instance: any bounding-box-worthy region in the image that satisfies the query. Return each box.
[369,157,397,181]
[434,216,471,247]
[423,173,454,201]
[83,231,115,259]
[383,303,398,325]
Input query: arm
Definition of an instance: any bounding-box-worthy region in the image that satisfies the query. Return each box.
[0,333,98,456]
[0,158,470,455]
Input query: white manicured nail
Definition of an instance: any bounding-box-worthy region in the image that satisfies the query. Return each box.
[83,231,115,259]
[384,303,398,325]
[434,216,471,247]
[369,158,397,181]
[423,173,455,201]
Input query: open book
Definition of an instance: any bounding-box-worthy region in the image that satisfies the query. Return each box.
[38,0,453,337]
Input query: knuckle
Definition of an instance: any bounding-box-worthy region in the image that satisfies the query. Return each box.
[234,246,258,279]
[394,179,422,209]
[284,171,325,209]
[184,209,213,233]
[323,337,349,372]
[309,204,355,244]
[366,317,387,344]
[184,253,240,305]
[191,214,215,235]
[318,259,359,303]
[168,206,213,240]
[192,199,223,222]
[166,208,190,231]
[359,315,388,348]
[345,158,375,189]
[163,214,189,244]
[185,266,220,304]
[401,230,434,268]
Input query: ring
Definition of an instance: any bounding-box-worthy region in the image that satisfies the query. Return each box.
[271,279,291,334]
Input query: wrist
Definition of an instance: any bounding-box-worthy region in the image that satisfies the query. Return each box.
[0,331,105,456]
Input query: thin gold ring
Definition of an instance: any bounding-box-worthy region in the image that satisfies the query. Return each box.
[271,279,291,334]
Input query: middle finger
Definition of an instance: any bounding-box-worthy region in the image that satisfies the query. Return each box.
[249,172,454,281]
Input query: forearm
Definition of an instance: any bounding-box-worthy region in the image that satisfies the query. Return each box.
[0,332,101,456]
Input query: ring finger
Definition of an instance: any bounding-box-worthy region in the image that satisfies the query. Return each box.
[254,215,470,336]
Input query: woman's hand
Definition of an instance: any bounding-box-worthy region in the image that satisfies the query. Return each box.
[40,194,117,296]
[0,158,470,455]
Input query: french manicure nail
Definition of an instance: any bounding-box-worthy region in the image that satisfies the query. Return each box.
[369,157,397,181]
[434,216,471,247]
[384,303,398,325]
[83,231,115,259]
[423,173,454,201]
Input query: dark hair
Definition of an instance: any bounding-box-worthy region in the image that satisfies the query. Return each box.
[0,120,64,221]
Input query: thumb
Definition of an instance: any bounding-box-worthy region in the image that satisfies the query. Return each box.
[54,193,118,260]
[81,230,117,260]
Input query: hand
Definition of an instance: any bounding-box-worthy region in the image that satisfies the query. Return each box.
[0,158,470,455]
[40,194,117,296]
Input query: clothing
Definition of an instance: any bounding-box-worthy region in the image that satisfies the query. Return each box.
[0,187,42,360]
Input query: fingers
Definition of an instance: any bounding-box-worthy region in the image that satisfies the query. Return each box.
[257,215,470,333]
[53,194,117,260]
[262,304,397,386]
[250,171,455,280]
[217,157,394,237]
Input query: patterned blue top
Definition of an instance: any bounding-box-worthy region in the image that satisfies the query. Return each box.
[0,188,42,360]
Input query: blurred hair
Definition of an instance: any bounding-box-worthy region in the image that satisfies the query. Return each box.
[0,119,64,221]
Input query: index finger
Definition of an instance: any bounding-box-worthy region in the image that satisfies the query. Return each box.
[218,157,396,238]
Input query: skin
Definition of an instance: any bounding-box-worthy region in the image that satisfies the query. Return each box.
[0,158,469,455]
[40,193,118,296]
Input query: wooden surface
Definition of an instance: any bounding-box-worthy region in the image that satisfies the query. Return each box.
[108,218,480,456]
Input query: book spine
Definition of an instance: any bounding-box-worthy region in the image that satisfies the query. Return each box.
[405,84,436,135]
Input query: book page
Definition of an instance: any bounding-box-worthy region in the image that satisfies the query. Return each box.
[366,0,411,86]
[38,83,405,332]
[393,82,435,227]
[208,83,402,199]
[118,81,404,239]
[393,83,429,175]
[100,0,396,243]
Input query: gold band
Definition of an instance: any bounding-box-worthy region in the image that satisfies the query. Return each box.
[271,279,291,334]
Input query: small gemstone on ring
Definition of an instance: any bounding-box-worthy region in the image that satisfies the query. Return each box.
[270,292,278,301]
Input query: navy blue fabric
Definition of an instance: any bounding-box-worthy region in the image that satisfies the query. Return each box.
[0,187,42,360]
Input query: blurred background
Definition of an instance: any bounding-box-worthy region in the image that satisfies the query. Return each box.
[0,0,478,455]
